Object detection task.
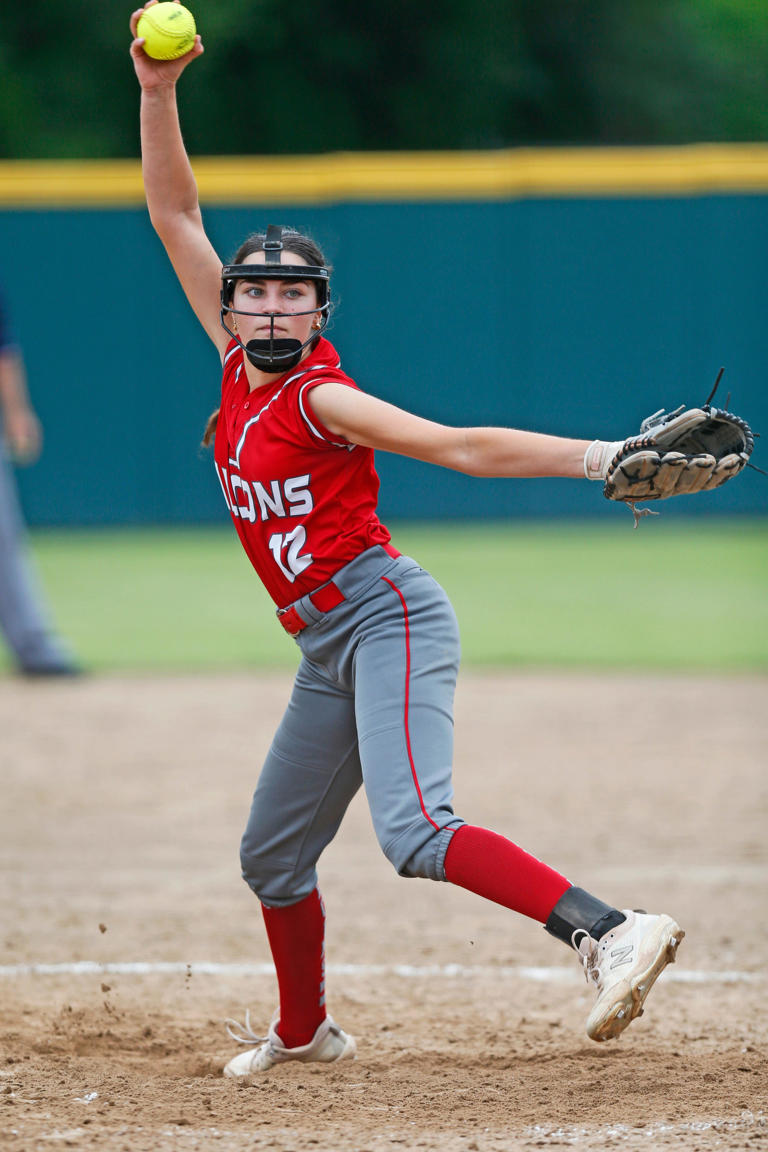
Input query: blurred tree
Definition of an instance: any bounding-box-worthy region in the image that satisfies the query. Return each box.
[1,0,767,158]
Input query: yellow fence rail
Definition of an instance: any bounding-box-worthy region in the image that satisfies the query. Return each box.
[2,144,768,207]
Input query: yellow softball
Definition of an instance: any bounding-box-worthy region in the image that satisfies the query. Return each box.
[137,3,197,61]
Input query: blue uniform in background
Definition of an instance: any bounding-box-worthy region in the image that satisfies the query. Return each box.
[0,289,77,675]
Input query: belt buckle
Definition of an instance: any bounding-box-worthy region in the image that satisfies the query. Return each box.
[276,605,305,635]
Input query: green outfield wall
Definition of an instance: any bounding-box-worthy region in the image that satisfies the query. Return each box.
[1,145,766,525]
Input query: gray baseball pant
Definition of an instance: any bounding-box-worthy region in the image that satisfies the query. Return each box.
[240,546,465,907]
[0,443,72,672]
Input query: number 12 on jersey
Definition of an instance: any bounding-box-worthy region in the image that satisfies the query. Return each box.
[269,526,313,582]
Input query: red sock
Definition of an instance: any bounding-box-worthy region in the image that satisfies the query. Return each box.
[261,888,327,1048]
[444,825,571,923]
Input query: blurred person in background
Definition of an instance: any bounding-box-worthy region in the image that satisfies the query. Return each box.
[0,284,80,677]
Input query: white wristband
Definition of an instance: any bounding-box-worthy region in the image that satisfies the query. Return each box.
[583,439,625,481]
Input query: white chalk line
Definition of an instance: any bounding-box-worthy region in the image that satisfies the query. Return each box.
[0,961,762,984]
[525,1113,766,1144]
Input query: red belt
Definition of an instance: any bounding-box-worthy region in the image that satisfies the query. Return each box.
[277,581,347,636]
[277,544,401,636]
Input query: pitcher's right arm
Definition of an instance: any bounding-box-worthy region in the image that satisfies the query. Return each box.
[129,4,228,358]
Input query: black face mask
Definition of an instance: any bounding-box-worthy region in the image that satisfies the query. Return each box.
[220,225,331,375]
[244,328,306,373]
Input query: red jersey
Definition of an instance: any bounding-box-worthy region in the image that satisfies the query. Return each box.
[213,337,393,608]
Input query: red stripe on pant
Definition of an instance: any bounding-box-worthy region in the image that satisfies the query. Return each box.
[380,575,440,832]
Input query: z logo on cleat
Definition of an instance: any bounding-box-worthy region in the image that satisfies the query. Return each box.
[609,945,634,969]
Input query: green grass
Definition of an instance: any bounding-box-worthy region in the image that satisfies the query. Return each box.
[3,520,767,673]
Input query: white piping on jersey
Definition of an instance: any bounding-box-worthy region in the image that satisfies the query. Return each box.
[226,356,345,468]
[298,380,355,450]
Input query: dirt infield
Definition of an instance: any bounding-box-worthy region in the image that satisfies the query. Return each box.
[1,671,766,1151]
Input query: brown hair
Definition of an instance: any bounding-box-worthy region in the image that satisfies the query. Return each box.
[202,407,219,447]
[202,228,331,447]
[230,229,330,281]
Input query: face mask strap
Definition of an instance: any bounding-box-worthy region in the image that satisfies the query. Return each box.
[263,224,284,263]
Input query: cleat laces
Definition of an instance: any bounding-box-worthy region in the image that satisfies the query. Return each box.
[571,929,603,989]
[225,1009,270,1046]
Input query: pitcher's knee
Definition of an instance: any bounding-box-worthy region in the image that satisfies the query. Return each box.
[239,841,271,896]
[383,821,463,882]
[239,836,314,907]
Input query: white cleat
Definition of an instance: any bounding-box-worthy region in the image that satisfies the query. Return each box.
[572,910,685,1042]
[223,1012,357,1077]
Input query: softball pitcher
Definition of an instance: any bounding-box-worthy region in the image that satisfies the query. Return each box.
[130,4,684,1077]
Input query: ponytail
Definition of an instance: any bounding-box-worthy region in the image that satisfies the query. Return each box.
[202,407,219,447]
